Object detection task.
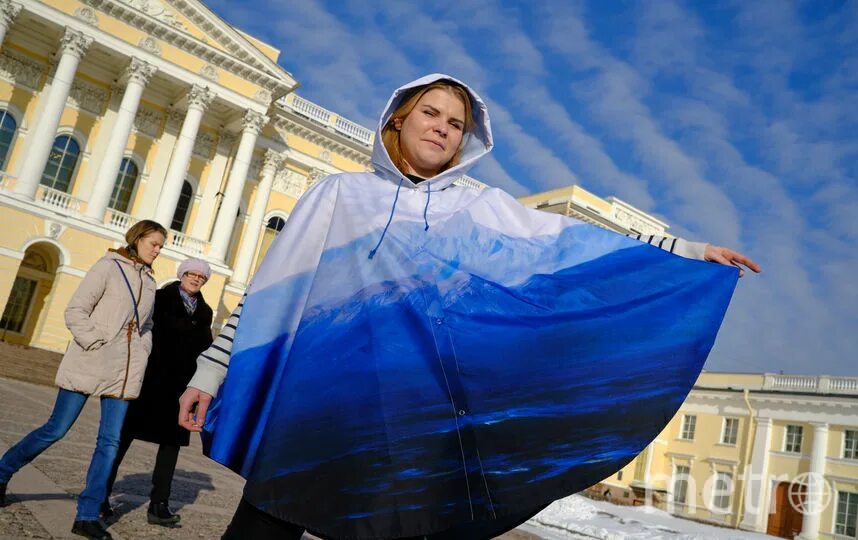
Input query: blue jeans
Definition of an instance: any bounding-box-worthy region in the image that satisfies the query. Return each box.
[0,388,129,521]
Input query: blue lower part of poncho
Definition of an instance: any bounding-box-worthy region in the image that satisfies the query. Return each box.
[202,219,736,539]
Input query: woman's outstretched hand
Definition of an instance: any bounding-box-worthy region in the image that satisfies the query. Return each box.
[704,245,762,278]
[178,387,213,432]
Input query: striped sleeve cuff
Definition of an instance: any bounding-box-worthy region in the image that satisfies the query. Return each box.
[627,233,708,261]
[187,296,245,397]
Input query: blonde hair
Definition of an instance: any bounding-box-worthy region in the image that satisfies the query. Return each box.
[381,81,474,177]
[125,220,167,256]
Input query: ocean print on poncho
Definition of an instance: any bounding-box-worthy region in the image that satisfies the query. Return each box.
[202,74,738,539]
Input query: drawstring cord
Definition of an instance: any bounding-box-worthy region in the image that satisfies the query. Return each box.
[368,178,433,260]
[368,177,405,259]
[423,183,431,231]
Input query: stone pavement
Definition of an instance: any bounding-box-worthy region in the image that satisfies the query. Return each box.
[0,377,540,539]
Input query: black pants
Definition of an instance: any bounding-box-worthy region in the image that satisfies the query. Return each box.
[105,430,181,504]
[222,498,306,540]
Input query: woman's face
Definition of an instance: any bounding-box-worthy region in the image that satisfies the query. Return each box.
[394,88,466,178]
[136,231,165,265]
[180,271,207,295]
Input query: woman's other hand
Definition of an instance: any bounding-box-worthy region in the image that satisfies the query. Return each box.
[178,387,212,432]
[704,245,762,278]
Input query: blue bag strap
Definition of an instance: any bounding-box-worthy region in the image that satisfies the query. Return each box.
[114,260,140,333]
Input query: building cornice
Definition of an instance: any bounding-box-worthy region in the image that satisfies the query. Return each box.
[272,113,371,167]
[80,0,295,95]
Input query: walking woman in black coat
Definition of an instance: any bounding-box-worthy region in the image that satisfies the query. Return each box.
[104,257,213,526]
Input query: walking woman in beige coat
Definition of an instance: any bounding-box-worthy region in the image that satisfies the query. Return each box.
[0,220,166,540]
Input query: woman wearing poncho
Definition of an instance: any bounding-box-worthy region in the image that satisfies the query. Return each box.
[179,74,759,539]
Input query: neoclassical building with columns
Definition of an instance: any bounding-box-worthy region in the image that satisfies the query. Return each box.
[591,371,858,540]
[0,0,380,347]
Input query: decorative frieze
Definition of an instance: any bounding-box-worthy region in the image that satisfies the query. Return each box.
[217,131,236,153]
[68,79,107,115]
[273,169,307,199]
[192,131,215,159]
[118,0,185,30]
[0,49,43,90]
[133,105,163,137]
[253,88,272,104]
[138,36,161,56]
[74,6,99,25]
[198,64,218,82]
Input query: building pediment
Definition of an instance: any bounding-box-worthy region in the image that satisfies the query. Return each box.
[83,0,296,95]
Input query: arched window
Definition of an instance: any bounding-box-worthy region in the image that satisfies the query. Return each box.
[170,180,193,232]
[40,134,80,193]
[108,158,139,213]
[0,109,18,170]
[267,216,286,233]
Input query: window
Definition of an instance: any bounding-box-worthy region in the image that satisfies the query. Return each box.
[785,425,803,453]
[0,109,17,170]
[617,470,623,481]
[835,491,858,536]
[680,415,696,440]
[108,158,139,213]
[170,180,193,232]
[40,134,80,192]
[721,418,739,445]
[267,216,286,232]
[844,430,858,460]
[0,277,37,333]
[673,465,690,505]
[713,472,732,511]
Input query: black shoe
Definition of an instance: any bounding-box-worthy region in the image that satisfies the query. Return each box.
[99,501,115,520]
[71,520,113,540]
[0,482,7,507]
[147,501,180,526]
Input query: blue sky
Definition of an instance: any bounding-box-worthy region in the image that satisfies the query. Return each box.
[207,0,857,376]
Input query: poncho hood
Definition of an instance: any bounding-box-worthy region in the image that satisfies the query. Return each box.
[371,73,493,192]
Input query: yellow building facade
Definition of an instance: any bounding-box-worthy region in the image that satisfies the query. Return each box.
[591,372,858,540]
[0,0,380,347]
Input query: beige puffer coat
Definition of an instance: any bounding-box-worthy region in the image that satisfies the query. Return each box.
[55,250,156,399]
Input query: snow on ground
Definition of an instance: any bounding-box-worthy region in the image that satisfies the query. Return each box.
[521,495,776,540]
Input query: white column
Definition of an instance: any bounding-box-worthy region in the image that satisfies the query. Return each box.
[15,28,92,199]
[153,85,213,227]
[0,1,22,48]
[190,131,235,240]
[797,422,829,540]
[230,149,282,286]
[208,110,267,262]
[85,58,155,222]
[740,417,772,532]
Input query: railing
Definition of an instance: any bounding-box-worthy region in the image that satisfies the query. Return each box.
[37,185,83,213]
[168,230,207,256]
[762,374,858,395]
[333,115,374,144]
[280,93,374,146]
[105,209,138,232]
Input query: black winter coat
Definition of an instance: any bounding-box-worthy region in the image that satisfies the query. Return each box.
[123,281,213,447]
